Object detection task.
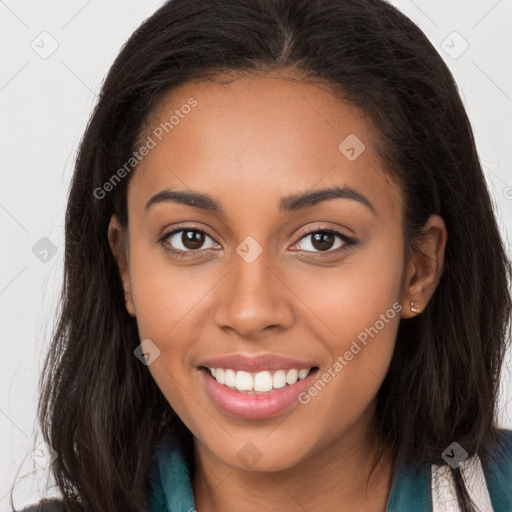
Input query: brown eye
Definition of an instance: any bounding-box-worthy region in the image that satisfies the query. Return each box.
[160,228,220,256]
[294,228,355,254]
[180,230,207,250]
[309,232,337,251]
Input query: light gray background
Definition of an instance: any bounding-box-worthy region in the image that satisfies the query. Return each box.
[1,0,511,509]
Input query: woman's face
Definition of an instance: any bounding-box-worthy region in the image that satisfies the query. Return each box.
[109,71,444,472]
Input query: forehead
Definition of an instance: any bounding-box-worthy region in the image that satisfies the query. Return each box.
[129,72,402,221]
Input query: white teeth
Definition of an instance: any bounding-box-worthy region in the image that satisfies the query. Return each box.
[224,369,236,387]
[272,370,287,389]
[253,371,273,392]
[215,368,225,385]
[285,369,299,385]
[235,371,253,391]
[298,368,309,379]
[207,366,314,393]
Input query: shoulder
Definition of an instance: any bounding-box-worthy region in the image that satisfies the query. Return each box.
[15,498,65,512]
[481,428,512,511]
[483,428,512,474]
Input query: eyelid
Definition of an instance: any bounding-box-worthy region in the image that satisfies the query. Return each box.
[157,222,219,242]
[294,223,355,243]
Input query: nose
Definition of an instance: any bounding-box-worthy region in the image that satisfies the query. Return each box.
[212,247,294,340]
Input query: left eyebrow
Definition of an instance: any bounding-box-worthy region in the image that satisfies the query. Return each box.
[145,189,224,214]
[279,185,376,215]
[144,185,376,216]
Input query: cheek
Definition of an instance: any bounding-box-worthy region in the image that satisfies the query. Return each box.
[128,248,204,420]
[291,234,403,339]
[290,239,403,400]
[128,239,212,342]
[126,243,210,407]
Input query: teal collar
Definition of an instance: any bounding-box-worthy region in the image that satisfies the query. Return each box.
[385,461,431,511]
[148,435,196,511]
[148,434,432,512]
[147,429,512,511]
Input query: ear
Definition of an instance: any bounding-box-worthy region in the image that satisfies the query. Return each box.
[108,214,135,316]
[400,214,447,319]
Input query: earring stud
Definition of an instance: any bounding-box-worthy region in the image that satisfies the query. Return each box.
[410,300,420,313]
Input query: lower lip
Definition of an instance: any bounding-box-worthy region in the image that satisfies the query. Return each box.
[199,367,319,419]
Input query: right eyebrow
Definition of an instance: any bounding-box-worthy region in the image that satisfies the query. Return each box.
[279,185,376,215]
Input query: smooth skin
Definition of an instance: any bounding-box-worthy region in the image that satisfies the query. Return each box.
[108,69,447,512]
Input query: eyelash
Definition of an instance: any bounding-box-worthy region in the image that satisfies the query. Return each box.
[158,224,358,259]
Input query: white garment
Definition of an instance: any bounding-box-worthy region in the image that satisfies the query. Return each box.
[431,455,494,511]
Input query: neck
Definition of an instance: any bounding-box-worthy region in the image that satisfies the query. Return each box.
[192,416,394,512]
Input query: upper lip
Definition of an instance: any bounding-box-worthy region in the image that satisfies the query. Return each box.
[198,354,318,373]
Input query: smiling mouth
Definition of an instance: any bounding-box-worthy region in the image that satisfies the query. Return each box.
[200,366,319,394]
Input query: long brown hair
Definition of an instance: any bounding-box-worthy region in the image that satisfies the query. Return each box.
[13,0,512,510]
